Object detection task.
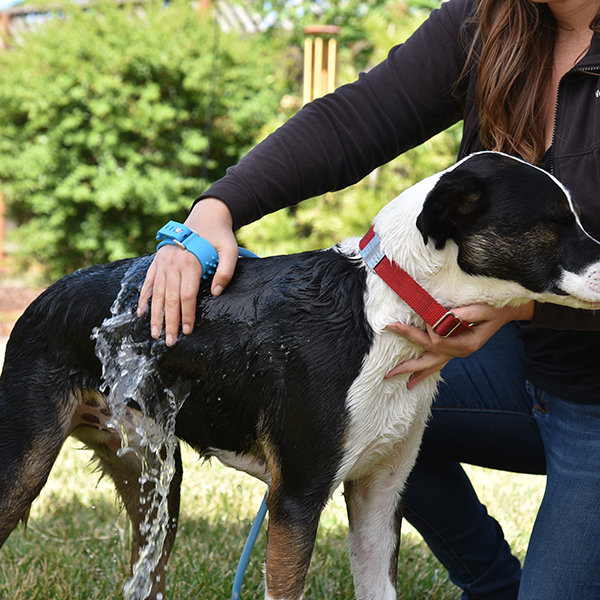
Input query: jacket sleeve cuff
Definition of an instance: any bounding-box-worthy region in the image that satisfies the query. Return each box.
[193,180,264,232]
[528,302,600,331]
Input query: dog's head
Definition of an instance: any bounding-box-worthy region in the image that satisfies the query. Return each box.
[413,152,600,306]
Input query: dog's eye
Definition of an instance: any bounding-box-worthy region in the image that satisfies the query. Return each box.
[553,211,577,227]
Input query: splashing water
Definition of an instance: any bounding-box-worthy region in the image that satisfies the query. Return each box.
[92,256,189,600]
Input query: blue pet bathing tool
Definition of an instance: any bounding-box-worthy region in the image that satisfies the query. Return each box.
[156,221,258,278]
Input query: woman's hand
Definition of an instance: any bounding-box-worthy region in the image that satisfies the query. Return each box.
[137,198,238,346]
[386,301,535,389]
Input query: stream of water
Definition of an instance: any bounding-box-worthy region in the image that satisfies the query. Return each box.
[92,256,189,600]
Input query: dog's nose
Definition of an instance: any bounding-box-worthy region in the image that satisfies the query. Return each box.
[586,270,600,299]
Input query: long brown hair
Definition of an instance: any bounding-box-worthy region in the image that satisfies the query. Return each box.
[469,0,599,164]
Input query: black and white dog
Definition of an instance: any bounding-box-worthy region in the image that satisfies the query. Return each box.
[2,152,600,600]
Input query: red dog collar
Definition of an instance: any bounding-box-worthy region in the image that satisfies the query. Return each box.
[359,226,470,338]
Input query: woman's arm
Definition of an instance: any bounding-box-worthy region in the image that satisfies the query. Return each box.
[199,0,475,230]
[137,198,239,346]
[138,0,477,340]
[528,302,600,330]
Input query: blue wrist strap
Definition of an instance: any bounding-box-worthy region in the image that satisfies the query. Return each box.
[156,220,257,279]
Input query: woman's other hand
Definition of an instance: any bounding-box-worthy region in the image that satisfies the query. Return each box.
[386,302,535,389]
[137,198,238,346]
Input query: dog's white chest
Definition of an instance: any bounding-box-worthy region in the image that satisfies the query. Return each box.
[334,332,438,486]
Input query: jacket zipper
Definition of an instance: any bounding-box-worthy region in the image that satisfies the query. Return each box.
[461,64,600,167]
[548,64,600,175]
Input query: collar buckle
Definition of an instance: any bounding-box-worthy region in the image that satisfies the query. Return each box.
[432,311,463,338]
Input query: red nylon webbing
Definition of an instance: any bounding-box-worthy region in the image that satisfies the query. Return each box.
[359,227,470,338]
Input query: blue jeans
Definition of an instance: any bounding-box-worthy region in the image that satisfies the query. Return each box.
[402,323,600,600]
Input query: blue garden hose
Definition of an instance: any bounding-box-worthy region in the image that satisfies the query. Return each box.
[231,489,269,600]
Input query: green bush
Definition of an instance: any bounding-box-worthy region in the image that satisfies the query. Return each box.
[0,2,287,278]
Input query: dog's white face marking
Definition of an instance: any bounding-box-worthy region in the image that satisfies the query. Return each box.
[374,152,600,310]
[556,263,600,306]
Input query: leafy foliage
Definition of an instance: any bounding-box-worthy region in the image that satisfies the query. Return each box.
[0,2,287,277]
[0,0,459,277]
[248,0,390,68]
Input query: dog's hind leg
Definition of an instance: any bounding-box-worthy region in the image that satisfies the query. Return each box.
[88,442,182,600]
[0,426,69,546]
[0,382,77,546]
[72,390,182,600]
[263,473,330,600]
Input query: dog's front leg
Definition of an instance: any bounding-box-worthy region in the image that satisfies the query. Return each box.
[264,483,324,600]
[344,471,403,600]
[343,430,429,600]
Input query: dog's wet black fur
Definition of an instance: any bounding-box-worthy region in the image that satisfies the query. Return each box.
[0,247,374,599]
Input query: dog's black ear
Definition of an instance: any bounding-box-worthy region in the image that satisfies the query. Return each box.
[416,171,489,249]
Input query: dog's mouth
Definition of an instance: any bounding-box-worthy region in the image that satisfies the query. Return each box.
[555,265,600,308]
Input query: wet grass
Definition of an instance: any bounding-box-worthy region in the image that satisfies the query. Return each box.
[0,439,545,599]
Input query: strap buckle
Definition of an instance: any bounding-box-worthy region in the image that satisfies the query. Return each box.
[156,221,192,245]
[359,230,385,271]
[156,221,219,280]
[432,311,463,338]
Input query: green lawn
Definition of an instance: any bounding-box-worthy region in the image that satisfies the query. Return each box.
[0,438,545,599]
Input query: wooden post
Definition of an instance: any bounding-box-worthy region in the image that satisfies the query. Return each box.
[327,37,337,92]
[198,0,211,19]
[302,36,313,106]
[302,25,341,105]
[313,35,324,100]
